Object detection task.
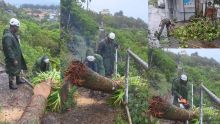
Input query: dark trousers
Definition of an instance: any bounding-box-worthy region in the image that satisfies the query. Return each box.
[158,23,170,38]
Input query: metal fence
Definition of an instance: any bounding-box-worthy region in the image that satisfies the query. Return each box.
[123,49,149,124]
[199,83,220,124]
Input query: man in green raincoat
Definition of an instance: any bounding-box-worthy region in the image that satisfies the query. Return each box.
[2,18,27,89]
[97,32,118,77]
[85,49,105,97]
[86,49,105,76]
[172,74,189,108]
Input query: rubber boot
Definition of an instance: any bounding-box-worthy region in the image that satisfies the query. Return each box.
[16,76,26,85]
[9,76,18,90]
[89,90,95,97]
[100,92,106,97]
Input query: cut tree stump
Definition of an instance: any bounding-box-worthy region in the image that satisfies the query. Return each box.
[149,96,198,122]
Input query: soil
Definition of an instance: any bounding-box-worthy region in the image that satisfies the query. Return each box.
[0,65,119,124]
[58,87,118,124]
[0,66,33,124]
[187,40,220,48]
[162,36,220,48]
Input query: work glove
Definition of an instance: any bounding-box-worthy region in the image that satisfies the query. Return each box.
[14,60,18,65]
[179,96,183,99]
[115,43,119,49]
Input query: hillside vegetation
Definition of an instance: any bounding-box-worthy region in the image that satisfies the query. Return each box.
[0,2,60,77]
[60,0,220,123]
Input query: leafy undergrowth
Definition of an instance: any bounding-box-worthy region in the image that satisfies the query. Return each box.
[202,107,220,123]
[190,107,220,124]
[128,76,149,124]
[115,114,128,124]
[32,70,61,89]
[62,86,77,111]
[109,76,149,124]
[32,70,62,112]
[108,76,125,106]
[31,70,76,112]
[173,19,220,47]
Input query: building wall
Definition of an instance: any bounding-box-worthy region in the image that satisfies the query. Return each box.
[166,0,196,21]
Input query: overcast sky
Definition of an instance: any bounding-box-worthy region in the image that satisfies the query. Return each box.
[4,0,148,23]
[4,0,60,6]
[84,0,149,23]
[166,49,220,63]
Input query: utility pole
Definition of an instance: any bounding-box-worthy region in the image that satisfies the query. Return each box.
[86,0,89,10]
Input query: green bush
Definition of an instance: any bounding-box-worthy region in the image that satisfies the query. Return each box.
[128,76,149,124]
[148,49,176,81]
[173,19,220,44]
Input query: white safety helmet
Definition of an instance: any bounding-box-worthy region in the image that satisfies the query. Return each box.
[180,74,187,81]
[9,18,20,27]
[43,58,50,63]
[87,56,95,62]
[108,32,115,40]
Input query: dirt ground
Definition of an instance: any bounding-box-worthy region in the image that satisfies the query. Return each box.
[165,37,220,48]
[57,87,118,124]
[0,64,119,124]
[0,66,33,124]
[187,40,220,48]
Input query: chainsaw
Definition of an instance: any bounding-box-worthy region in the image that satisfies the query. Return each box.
[178,97,190,109]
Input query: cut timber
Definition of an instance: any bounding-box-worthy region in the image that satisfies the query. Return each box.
[17,95,47,124]
[149,96,198,122]
[62,61,121,103]
[18,80,52,124]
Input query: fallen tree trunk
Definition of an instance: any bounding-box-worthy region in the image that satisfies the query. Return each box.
[61,61,121,103]
[64,61,121,93]
[17,95,47,124]
[18,80,52,124]
[149,96,198,122]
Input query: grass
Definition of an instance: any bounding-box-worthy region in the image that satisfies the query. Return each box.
[108,88,125,106]
[63,86,77,111]
[47,90,62,112]
[31,70,64,112]
[115,114,128,124]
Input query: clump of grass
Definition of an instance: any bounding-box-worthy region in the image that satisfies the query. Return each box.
[108,88,125,106]
[31,70,65,112]
[31,69,61,89]
[47,90,62,112]
[63,86,77,111]
[115,114,128,124]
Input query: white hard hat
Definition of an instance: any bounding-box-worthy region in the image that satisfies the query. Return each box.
[87,56,95,62]
[180,74,187,81]
[9,18,20,27]
[43,58,50,63]
[108,32,115,40]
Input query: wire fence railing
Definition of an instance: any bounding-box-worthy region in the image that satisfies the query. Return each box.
[123,48,149,124]
[199,83,220,124]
